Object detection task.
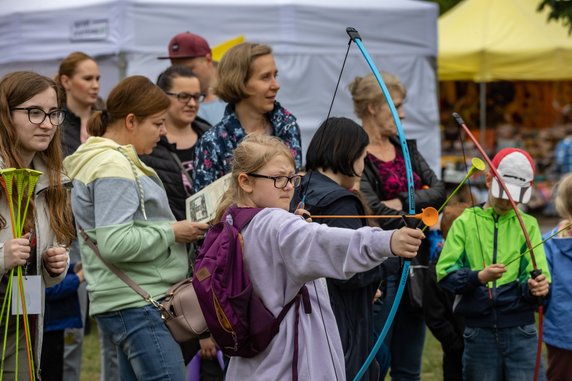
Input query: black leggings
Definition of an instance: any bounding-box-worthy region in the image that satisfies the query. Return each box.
[40,330,64,381]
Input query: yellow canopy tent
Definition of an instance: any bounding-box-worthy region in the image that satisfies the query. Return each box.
[439,0,572,81]
[438,0,572,140]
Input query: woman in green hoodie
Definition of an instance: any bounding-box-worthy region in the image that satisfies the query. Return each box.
[64,75,209,381]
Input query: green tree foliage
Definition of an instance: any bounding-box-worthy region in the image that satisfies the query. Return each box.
[427,0,463,15]
[538,0,572,35]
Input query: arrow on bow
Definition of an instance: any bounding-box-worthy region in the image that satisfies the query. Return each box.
[310,207,439,227]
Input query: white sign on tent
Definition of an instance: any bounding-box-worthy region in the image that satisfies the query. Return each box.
[70,19,109,42]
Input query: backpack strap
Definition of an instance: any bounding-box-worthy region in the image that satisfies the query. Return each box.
[229,206,263,230]
[272,285,311,381]
[291,285,311,381]
[228,205,312,379]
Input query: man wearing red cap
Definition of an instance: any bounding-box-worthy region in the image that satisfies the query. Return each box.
[436,148,551,381]
[159,32,226,126]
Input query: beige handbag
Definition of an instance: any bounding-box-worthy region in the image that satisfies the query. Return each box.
[160,278,208,342]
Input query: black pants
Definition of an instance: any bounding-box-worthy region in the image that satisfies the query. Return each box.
[40,330,64,381]
[443,347,463,381]
[201,358,224,381]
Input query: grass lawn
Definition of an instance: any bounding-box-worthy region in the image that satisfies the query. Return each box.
[80,320,444,380]
[81,322,102,381]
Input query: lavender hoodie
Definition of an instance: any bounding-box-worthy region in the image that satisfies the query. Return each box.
[226,208,396,380]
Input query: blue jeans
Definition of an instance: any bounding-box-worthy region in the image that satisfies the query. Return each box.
[99,328,119,381]
[95,303,186,381]
[373,274,426,381]
[463,325,546,381]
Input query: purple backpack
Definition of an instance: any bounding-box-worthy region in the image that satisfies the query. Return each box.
[192,206,309,359]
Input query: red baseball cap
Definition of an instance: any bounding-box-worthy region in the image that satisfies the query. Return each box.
[158,32,211,60]
[490,148,535,204]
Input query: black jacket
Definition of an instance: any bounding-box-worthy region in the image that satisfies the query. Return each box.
[60,108,82,157]
[140,118,210,221]
[360,138,446,278]
[292,171,382,381]
[60,103,106,157]
[423,263,465,354]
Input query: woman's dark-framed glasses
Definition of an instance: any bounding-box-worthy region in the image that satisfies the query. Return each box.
[166,91,206,104]
[11,107,66,126]
[247,173,302,189]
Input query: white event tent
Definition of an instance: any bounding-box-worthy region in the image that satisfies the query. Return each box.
[0,0,440,172]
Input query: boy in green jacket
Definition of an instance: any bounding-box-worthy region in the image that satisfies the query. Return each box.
[436,148,550,381]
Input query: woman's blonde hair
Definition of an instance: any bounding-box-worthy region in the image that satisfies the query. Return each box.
[88,76,170,136]
[555,173,572,220]
[0,71,75,244]
[214,135,295,222]
[215,42,273,104]
[348,72,406,119]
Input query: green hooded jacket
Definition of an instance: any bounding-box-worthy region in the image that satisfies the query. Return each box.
[64,137,188,315]
[436,205,551,328]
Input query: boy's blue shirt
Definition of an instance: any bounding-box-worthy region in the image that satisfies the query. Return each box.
[436,205,551,328]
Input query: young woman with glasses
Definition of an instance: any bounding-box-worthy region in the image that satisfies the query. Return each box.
[212,134,423,380]
[140,65,212,222]
[0,71,75,379]
[191,42,302,193]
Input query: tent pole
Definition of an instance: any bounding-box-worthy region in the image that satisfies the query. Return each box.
[118,52,127,80]
[479,82,486,148]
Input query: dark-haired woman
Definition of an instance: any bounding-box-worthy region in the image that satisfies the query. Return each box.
[140,65,211,222]
[192,42,302,193]
[291,117,383,381]
[64,75,207,381]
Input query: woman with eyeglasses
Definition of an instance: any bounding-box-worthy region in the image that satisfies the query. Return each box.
[56,52,101,157]
[0,71,75,379]
[191,42,302,193]
[140,65,211,222]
